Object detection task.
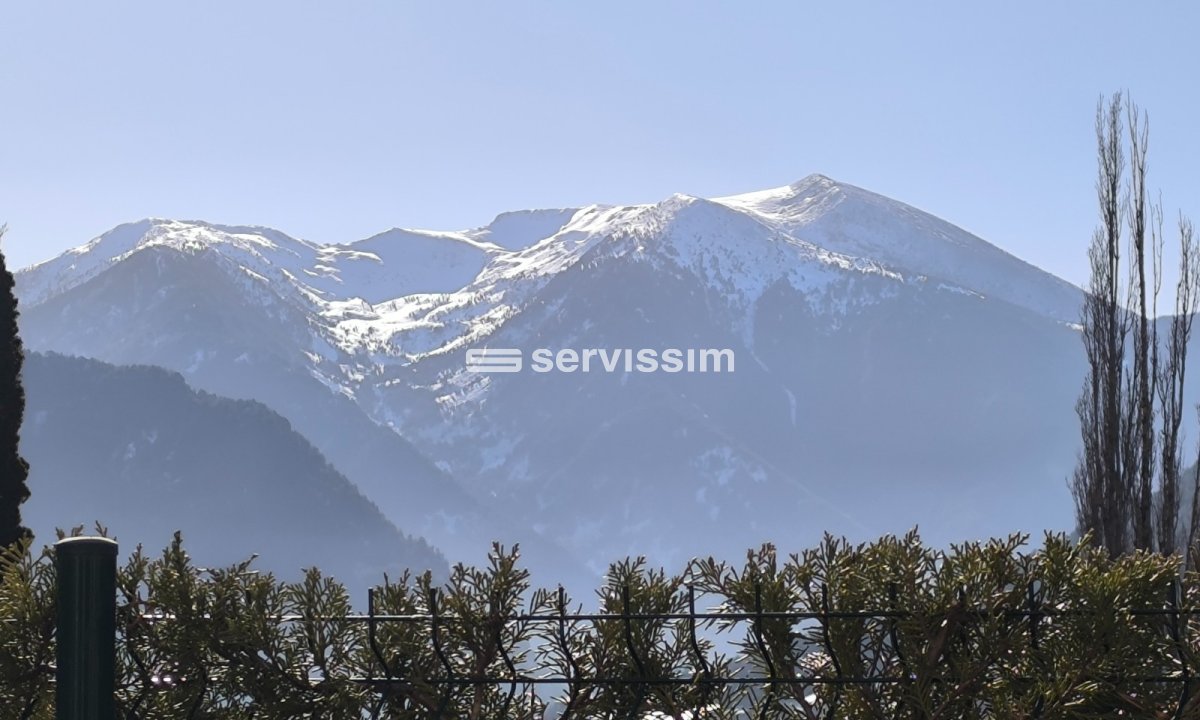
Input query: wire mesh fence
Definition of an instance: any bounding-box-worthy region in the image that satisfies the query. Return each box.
[109,580,1200,719]
[8,531,1200,719]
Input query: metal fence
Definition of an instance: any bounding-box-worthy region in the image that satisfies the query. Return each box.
[49,537,1200,720]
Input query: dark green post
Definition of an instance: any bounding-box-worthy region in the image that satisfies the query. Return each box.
[55,537,117,720]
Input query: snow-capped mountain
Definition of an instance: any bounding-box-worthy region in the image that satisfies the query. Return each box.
[16,174,1099,586]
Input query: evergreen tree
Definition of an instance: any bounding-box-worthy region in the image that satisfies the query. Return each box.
[0,226,30,549]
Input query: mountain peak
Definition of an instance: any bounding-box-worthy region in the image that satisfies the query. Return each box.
[789,172,839,190]
[714,174,1082,321]
[63,218,309,259]
[15,219,319,310]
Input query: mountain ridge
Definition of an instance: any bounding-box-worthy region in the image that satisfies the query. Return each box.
[18,174,1082,323]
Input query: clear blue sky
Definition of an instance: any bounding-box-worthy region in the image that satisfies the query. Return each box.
[2,2,1197,289]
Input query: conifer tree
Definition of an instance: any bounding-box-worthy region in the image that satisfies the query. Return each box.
[0,226,31,549]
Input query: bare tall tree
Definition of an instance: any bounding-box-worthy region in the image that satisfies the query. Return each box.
[1125,102,1157,552]
[1071,93,1199,558]
[1073,93,1130,556]
[1160,217,1198,556]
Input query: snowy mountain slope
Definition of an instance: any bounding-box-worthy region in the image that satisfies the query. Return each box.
[311,229,500,304]
[715,175,1083,321]
[335,191,910,367]
[16,173,1101,587]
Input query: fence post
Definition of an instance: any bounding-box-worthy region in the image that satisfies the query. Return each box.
[55,536,118,720]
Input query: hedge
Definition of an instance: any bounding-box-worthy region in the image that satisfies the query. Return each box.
[2,529,1199,719]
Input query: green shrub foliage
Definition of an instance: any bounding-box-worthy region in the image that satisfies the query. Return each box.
[3,530,1200,718]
